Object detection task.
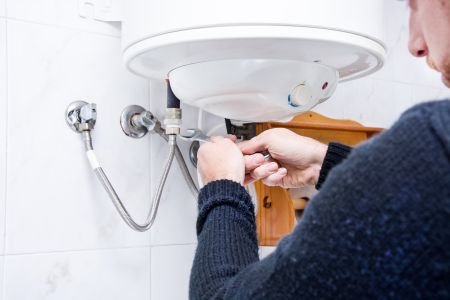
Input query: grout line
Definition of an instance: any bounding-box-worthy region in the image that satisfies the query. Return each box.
[148,245,152,300]
[0,255,4,300]
[150,243,197,249]
[148,80,154,246]
[3,245,155,257]
[2,16,8,300]
[4,16,121,38]
[2,242,197,257]
[370,77,446,90]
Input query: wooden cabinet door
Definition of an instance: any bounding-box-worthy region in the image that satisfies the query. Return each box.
[255,112,383,246]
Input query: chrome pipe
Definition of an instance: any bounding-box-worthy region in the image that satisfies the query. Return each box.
[159,132,199,197]
[83,131,177,232]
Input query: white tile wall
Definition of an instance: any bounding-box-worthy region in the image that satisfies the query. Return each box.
[259,246,276,259]
[6,0,120,36]
[0,256,4,298]
[411,85,450,106]
[435,88,450,101]
[0,19,6,256]
[314,78,414,128]
[5,20,150,254]
[0,0,5,17]
[3,247,151,300]
[1,0,154,297]
[371,0,412,83]
[370,0,443,88]
[151,245,196,300]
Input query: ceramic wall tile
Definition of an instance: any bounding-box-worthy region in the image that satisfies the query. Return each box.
[411,85,448,107]
[0,0,5,17]
[408,59,447,89]
[437,88,450,100]
[149,81,199,246]
[372,0,445,89]
[0,19,6,256]
[0,256,4,297]
[355,79,412,127]
[5,20,151,254]
[151,244,196,300]
[6,0,120,36]
[3,247,151,300]
[371,0,413,83]
[259,246,276,260]
[315,78,413,128]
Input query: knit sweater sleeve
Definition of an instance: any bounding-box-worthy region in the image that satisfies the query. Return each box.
[315,142,352,189]
[189,100,450,300]
[189,180,259,300]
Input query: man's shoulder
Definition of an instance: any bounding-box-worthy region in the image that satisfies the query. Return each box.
[398,99,450,153]
[401,99,450,121]
[350,99,449,165]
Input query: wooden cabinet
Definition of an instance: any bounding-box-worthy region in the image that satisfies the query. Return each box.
[255,112,383,246]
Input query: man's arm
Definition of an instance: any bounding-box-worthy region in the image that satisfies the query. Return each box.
[189,180,259,300]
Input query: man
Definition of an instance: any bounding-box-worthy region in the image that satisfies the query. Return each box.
[190,0,450,299]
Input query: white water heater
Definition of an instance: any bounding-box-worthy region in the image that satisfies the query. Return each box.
[121,0,386,122]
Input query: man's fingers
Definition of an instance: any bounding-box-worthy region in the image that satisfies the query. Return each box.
[209,135,236,143]
[244,166,288,186]
[209,136,224,143]
[244,174,256,185]
[244,153,265,173]
[227,134,237,142]
[238,136,267,155]
[248,162,279,180]
[262,168,288,186]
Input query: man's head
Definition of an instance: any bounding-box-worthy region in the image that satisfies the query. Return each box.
[408,0,450,87]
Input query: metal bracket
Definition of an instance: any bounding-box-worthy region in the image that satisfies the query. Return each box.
[78,0,122,22]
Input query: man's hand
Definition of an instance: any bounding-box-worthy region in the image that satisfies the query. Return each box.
[197,136,246,186]
[239,128,328,188]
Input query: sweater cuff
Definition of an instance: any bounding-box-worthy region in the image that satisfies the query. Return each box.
[197,179,253,234]
[315,142,352,190]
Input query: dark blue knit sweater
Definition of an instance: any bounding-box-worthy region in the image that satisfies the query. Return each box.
[190,100,450,300]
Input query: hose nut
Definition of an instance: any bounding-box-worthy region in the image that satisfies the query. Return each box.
[164,108,182,135]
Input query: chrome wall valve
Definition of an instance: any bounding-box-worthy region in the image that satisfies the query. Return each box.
[65,101,97,132]
[120,105,162,138]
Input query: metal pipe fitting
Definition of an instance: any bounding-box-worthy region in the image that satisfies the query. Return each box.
[164,108,182,135]
[66,100,198,233]
[132,110,156,132]
[164,81,182,135]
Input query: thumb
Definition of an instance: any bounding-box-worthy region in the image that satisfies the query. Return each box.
[238,135,267,155]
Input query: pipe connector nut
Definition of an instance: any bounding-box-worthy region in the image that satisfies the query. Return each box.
[164,108,182,135]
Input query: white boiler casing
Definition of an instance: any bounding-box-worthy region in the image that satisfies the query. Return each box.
[121,0,386,122]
